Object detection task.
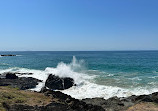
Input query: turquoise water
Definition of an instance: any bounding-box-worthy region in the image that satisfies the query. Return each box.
[0,51,158,99]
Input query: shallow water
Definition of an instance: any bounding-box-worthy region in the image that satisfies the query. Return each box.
[0,51,158,99]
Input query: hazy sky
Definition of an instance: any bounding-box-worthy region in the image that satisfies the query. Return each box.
[0,0,158,51]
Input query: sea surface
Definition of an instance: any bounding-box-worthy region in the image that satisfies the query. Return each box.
[0,51,158,99]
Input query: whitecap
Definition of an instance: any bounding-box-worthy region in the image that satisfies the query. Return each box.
[1,56,158,100]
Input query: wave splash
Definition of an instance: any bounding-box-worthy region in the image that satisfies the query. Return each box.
[0,56,158,99]
[45,56,92,85]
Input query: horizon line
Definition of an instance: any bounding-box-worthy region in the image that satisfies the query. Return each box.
[0,50,158,52]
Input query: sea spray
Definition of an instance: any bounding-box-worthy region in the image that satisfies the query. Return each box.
[1,56,158,99]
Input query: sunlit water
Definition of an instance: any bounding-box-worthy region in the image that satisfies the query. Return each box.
[0,51,158,99]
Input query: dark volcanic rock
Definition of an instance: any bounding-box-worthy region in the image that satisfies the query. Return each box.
[0,72,33,79]
[40,86,47,93]
[0,74,4,78]
[2,73,158,111]
[0,77,42,90]
[83,92,158,111]
[3,102,73,111]
[3,90,158,111]
[83,97,129,111]
[4,90,158,111]
[3,89,105,111]
[6,73,18,79]
[15,72,33,75]
[42,89,105,111]
[45,74,74,90]
[127,92,158,104]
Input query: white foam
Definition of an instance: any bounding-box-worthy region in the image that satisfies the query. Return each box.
[1,56,158,99]
[128,77,142,81]
[0,67,49,92]
[61,82,130,99]
[148,76,158,79]
[0,63,9,66]
[16,55,22,56]
[0,56,94,92]
[61,81,158,99]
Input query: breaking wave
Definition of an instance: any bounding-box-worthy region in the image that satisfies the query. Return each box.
[0,56,158,99]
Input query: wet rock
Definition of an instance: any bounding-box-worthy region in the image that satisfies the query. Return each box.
[45,74,74,90]
[6,73,18,79]
[0,74,4,78]
[15,73,33,75]
[0,77,42,90]
[2,72,158,111]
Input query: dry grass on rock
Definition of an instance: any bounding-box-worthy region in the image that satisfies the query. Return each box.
[0,86,51,111]
[126,102,158,111]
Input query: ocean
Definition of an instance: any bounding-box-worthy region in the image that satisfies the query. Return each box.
[0,51,158,99]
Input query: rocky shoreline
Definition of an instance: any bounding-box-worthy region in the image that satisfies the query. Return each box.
[0,72,158,111]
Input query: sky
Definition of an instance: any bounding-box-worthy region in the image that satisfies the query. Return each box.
[0,0,158,51]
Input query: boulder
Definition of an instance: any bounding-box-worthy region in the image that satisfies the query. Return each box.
[6,73,18,79]
[45,74,74,90]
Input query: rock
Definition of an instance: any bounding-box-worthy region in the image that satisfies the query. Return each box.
[6,73,18,79]
[40,86,48,93]
[0,77,42,90]
[42,89,105,111]
[0,72,33,79]
[83,92,158,111]
[2,72,158,111]
[150,92,158,103]
[1,55,16,56]
[83,97,128,111]
[15,73,33,75]
[0,72,41,90]
[0,74,4,78]
[2,88,105,111]
[4,102,86,111]
[45,74,74,90]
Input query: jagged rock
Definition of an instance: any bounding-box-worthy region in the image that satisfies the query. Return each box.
[0,72,42,90]
[0,77,42,90]
[83,92,158,111]
[15,73,33,75]
[6,73,18,79]
[40,86,48,93]
[42,89,105,111]
[0,72,34,79]
[2,72,158,111]
[2,89,105,111]
[45,74,74,90]
[83,97,128,111]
